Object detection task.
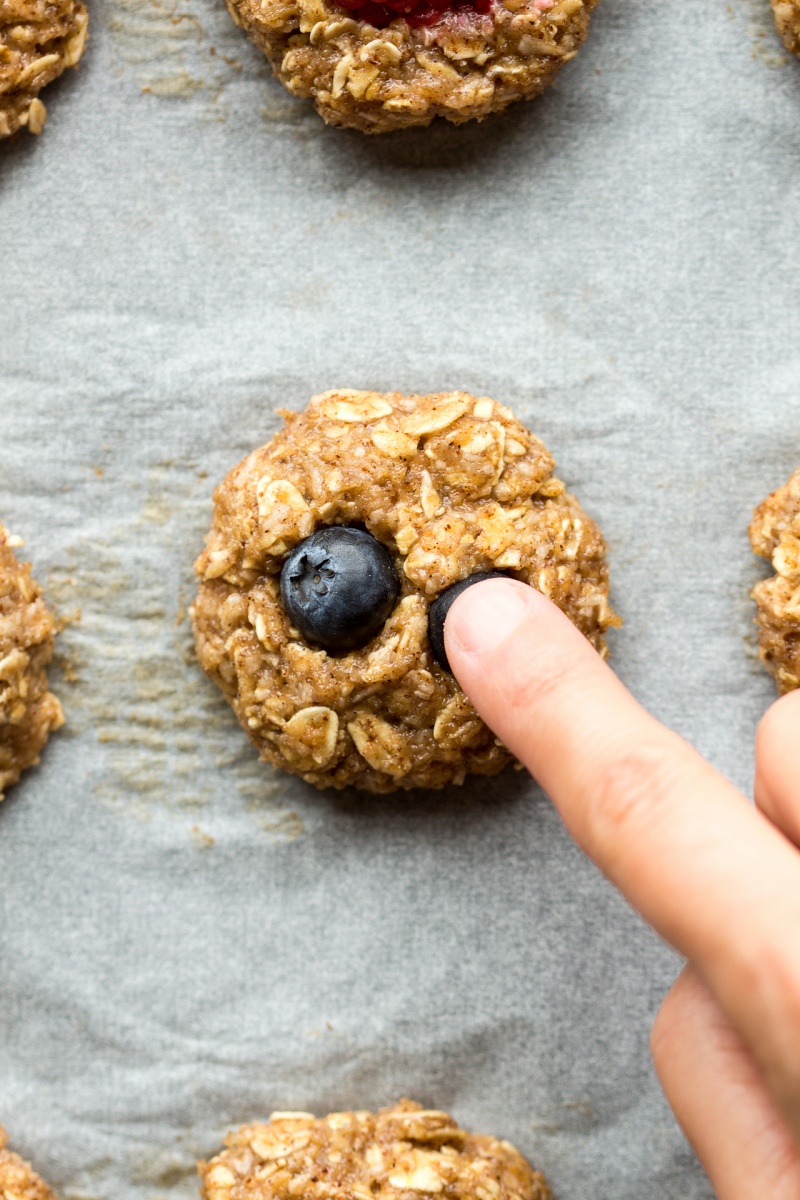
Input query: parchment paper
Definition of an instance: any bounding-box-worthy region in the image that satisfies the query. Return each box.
[2,1,800,1197]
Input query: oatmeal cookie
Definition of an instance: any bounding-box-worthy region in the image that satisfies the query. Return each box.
[750,466,800,693]
[225,0,598,133]
[0,0,88,138]
[192,389,618,792]
[199,1100,553,1200]
[0,524,63,799]
[772,0,800,55]
[0,1128,56,1200]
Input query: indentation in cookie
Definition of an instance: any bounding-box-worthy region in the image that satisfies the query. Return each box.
[280,526,401,651]
[335,0,491,32]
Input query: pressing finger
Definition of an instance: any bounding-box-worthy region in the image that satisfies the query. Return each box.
[445,579,800,1130]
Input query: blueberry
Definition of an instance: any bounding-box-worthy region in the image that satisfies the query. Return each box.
[427,571,511,673]
[280,526,401,651]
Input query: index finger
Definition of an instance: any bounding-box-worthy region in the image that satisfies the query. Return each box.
[445,578,800,1128]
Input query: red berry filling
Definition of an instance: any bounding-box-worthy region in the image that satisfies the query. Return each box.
[336,0,491,29]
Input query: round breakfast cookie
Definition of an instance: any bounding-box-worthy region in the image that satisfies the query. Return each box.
[199,1101,553,1200]
[750,466,800,694]
[772,0,800,55]
[0,1128,56,1200]
[192,389,618,793]
[0,524,63,799]
[225,0,598,133]
[0,0,88,138]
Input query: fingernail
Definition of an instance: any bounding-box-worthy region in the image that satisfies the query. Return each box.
[445,578,534,658]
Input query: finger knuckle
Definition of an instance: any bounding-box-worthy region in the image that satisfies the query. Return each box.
[508,653,585,724]
[584,741,687,863]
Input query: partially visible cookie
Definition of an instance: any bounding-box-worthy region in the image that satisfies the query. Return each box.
[749,467,800,693]
[772,1,800,55]
[0,0,88,138]
[0,1127,57,1200]
[225,0,598,133]
[0,524,63,799]
[199,1100,553,1200]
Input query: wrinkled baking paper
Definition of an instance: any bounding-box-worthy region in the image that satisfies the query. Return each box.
[2,2,800,1197]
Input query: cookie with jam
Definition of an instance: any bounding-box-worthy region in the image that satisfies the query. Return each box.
[224,0,598,132]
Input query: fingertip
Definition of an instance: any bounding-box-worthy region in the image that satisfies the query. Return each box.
[755,690,800,826]
[756,690,800,781]
[758,690,800,747]
[443,577,549,667]
[442,577,611,772]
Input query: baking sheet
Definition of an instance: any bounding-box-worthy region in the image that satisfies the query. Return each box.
[3,1,800,1197]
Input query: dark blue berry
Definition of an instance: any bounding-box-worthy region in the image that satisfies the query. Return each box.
[280,527,401,651]
[428,571,511,673]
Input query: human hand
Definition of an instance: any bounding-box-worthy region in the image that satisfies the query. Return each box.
[445,578,800,1200]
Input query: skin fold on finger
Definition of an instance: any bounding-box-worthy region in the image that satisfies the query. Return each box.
[652,966,800,1200]
[444,579,800,1134]
[755,691,800,844]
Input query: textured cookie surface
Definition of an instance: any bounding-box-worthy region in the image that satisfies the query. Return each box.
[199,1100,552,1200]
[225,0,598,133]
[0,524,63,798]
[772,0,800,55]
[750,466,800,693]
[0,1127,56,1200]
[192,389,618,792]
[0,0,88,138]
